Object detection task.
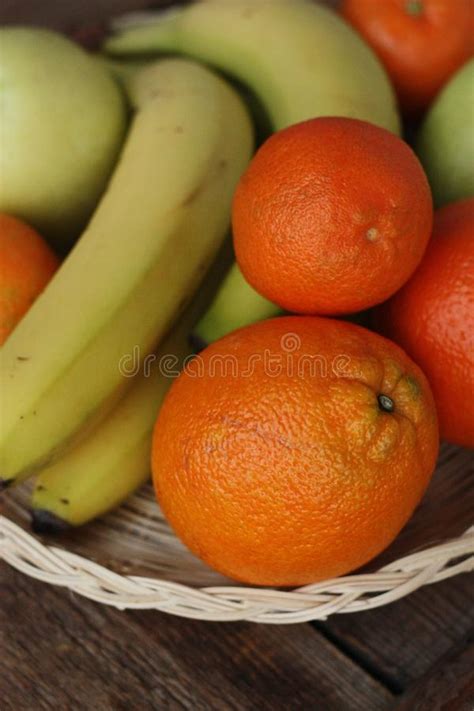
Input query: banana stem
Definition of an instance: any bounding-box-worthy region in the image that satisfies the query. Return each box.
[106,9,181,54]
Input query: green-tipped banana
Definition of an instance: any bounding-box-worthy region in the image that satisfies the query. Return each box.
[0,59,253,487]
[105,0,400,343]
[106,0,399,132]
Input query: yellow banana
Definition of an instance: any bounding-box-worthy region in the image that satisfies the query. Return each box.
[0,59,253,487]
[29,266,221,531]
[106,0,399,133]
[30,235,232,530]
[31,329,186,531]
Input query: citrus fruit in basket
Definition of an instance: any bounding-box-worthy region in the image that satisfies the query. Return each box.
[376,198,474,448]
[232,117,432,316]
[340,0,474,114]
[152,316,439,586]
[0,213,59,345]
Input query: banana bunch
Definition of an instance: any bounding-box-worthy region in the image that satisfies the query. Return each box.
[0,58,253,488]
[106,0,401,343]
[30,250,226,531]
[31,320,190,531]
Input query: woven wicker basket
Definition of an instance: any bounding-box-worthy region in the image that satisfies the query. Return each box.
[1,443,473,623]
[0,0,473,624]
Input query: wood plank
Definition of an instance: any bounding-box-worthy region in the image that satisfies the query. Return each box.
[393,636,474,711]
[0,0,182,32]
[0,0,338,31]
[319,574,474,694]
[1,563,393,711]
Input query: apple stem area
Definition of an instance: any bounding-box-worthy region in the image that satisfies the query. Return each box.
[405,0,424,17]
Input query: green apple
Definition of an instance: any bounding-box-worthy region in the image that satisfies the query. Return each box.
[0,28,127,250]
[416,59,474,207]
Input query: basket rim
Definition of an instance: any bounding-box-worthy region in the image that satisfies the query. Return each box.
[1,514,473,623]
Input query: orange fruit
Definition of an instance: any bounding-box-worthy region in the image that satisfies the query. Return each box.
[152,316,438,586]
[341,0,474,114]
[375,198,474,448]
[233,117,432,316]
[0,213,59,345]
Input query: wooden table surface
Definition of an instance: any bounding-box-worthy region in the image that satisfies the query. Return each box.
[1,562,473,710]
[1,2,474,709]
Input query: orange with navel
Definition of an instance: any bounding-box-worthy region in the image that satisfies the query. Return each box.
[233,117,433,316]
[152,316,438,586]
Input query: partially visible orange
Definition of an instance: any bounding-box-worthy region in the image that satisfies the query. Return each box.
[152,316,438,586]
[0,213,59,345]
[341,0,474,114]
[233,117,432,317]
[376,198,474,448]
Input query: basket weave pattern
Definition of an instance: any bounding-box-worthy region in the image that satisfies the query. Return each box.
[1,516,473,623]
[1,440,473,624]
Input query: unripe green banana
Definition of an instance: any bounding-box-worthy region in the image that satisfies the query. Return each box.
[0,59,253,487]
[105,0,401,343]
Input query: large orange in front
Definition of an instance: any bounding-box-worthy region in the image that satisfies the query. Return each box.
[233,117,433,317]
[152,316,438,586]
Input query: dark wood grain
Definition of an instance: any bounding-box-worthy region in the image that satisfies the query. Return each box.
[0,0,338,33]
[393,636,474,711]
[1,564,393,711]
[319,573,474,694]
[0,0,179,31]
